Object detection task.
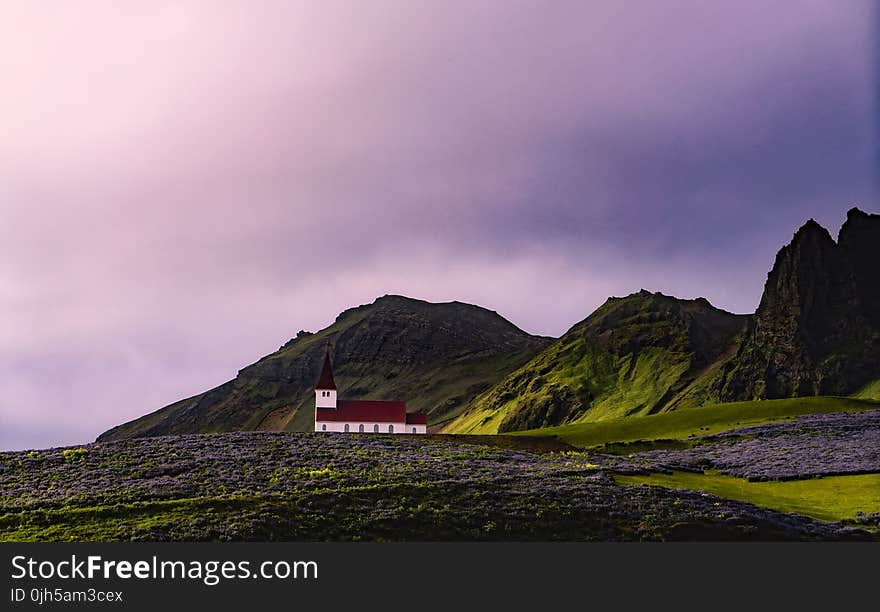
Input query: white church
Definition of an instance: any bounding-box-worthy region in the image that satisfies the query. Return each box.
[314,345,428,434]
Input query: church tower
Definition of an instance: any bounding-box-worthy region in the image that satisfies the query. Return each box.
[315,342,337,409]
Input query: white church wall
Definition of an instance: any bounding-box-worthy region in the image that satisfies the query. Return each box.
[314,420,426,434]
[315,421,347,433]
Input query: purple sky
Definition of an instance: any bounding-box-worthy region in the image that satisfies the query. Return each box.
[1,1,876,450]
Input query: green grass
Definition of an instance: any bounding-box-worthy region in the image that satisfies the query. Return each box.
[0,497,252,542]
[854,379,880,400]
[615,471,880,522]
[512,396,880,448]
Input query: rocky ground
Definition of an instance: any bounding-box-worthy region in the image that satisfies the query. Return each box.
[600,410,880,481]
[1,414,877,541]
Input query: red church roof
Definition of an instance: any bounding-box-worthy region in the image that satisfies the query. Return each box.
[316,400,407,423]
[405,412,428,425]
[315,344,336,390]
[315,401,428,426]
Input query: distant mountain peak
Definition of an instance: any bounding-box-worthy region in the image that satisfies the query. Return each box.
[606,289,730,315]
[374,293,424,304]
[372,294,489,311]
[791,217,834,244]
[719,208,879,400]
[846,206,873,221]
[839,206,880,329]
[840,207,880,243]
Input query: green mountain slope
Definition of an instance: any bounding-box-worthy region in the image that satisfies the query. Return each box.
[98,295,550,441]
[445,291,748,434]
[447,208,880,435]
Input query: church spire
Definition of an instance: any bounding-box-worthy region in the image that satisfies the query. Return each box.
[315,341,336,390]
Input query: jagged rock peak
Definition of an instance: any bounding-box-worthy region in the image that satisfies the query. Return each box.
[838,206,880,328]
[719,207,879,401]
[791,217,834,243]
[845,206,874,221]
[840,207,880,239]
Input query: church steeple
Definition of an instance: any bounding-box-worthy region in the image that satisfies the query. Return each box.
[315,342,338,410]
[315,342,336,390]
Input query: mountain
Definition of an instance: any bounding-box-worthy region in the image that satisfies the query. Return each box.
[716,208,880,399]
[101,208,880,440]
[448,207,880,434]
[98,295,551,441]
[445,291,748,434]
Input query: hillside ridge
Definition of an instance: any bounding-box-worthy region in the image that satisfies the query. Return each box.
[445,208,880,434]
[101,209,880,440]
[98,295,551,441]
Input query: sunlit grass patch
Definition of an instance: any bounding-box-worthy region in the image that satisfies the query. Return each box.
[516,397,880,448]
[615,471,880,523]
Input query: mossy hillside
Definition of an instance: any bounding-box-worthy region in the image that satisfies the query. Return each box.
[98,296,550,440]
[450,210,880,435]
[445,291,747,434]
[283,347,541,434]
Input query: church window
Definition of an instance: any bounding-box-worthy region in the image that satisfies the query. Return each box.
[373,424,379,433]
[322,424,326,431]
[412,427,417,434]
[344,424,349,432]
[388,424,394,433]
[359,424,364,433]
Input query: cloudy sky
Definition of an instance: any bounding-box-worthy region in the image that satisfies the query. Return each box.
[1,1,876,450]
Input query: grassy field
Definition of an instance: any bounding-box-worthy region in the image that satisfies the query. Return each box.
[512,396,880,448]
[7,432,856,541]
[616,471,880,523]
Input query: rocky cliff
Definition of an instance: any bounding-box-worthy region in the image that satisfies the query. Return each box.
[717,208,880,399]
